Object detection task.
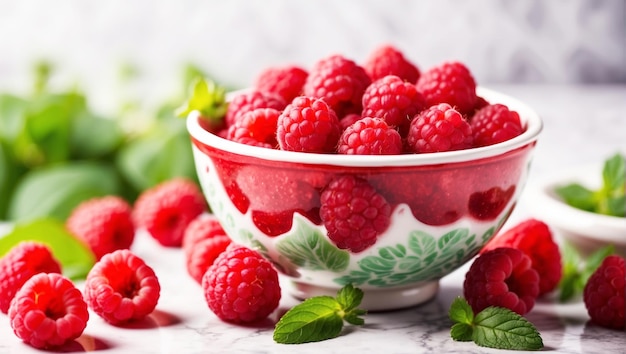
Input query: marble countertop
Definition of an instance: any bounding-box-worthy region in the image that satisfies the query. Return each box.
[1,84,625,353]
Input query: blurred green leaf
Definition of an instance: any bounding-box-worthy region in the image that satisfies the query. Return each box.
[0,140,26,219]
[0,94,27,143]
[0,218,96,280]
[7,161,122,222]
[116,119,196,192]
[70,112,124,159]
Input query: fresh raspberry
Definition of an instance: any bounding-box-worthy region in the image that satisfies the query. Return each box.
[84,249,160,325]
[338,117,402,155]
[583,255,625,330]
[224,90,286,127]
[481,219,562,296]
[464,247,540,315]
[470,104,523,147]
[9,273,88,349]
[406,103,473,153]
[226,107,280,148]
[186,235,231,284]
[363,44,420,83]
[254,65,308,103]
[303,54,371,117]
[320,175,391,253]
[339,113,362,130]
[276,96,341,153]
[182,214,227,256]
[202,246,281,324]
[361,75,426,132]
[133,178,207,247]
[66,195,135,260]
[0,241,61,313]
[416,61,477,116]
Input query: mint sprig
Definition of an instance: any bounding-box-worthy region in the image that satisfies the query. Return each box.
[273,284,366,344]
[449,297,543,351]
[558,242,615,302]
[555,152,625,217]
[175,77,228,126]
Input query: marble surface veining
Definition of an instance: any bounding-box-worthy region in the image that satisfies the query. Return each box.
[0,84,625,353]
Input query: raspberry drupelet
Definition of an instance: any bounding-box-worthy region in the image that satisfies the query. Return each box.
[84,249,160,325]
[202,246,281,324]
[0,241,62,313]
[66,195,135,260]
[9,273,89,349]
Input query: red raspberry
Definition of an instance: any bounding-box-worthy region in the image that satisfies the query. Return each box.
[303,54,371,117]
[202,246,281,324]
[0,241,61,313]
[339,113,362,130]
[225,90,286,127]
[363,44,420,83]
[481,219,562,296]
[276,96,341,153]
[186,235,231,284]
[583,255,625,330]
[182,214,227,256]
[226,107,280,148]
[9,273,88,349]
[471,104,523,147]
[320,175,391,253]
[254,65,308,103]
[464,247,540,315]
[133,178,207,247]
[416,61,477,116]
[406,103,473,153]
[361,75,426,132]
[338,117,402,155]
[84,249,160,325]
[66,195,135,260]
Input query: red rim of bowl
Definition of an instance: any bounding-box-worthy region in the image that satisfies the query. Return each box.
[187,87,543,167]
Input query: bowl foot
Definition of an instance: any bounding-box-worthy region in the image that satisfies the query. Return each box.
[285,280,439,312]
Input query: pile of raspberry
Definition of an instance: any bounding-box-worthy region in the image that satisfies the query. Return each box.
[205,44,524,155]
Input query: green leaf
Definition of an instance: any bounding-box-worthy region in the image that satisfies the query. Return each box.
[0,218,96,280]
[273,284,366,344]
[602,153,625,192]
[554,183,596,212]
[175,77,228,125]
[558,242,614,302]
[0,140,25,220]
[448,297,474,324]
[70,112,124,159]
[273,296,344,344]
[7,162,121,222]
[450,323,473,342]
[275,219,349,272]
[0,94,27,143]
[472,306,543,351]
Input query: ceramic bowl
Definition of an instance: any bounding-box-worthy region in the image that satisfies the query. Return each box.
[187,87,542,311]
[528,163,626,258]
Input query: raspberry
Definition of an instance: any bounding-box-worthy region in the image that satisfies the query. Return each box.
[361,75,426,132]
[583,255,625,330]
[9,273,88,349]
[470,104,523,147]
[276,96,341,153]
[339,113,362,130]
[464,247,540,315]
[202,246,281,324]
[320,175,391,253]
[133,178,207,247]
[225,90,286,127]
[303,54,371,117]
[0,241,61,313]
[182,214,227,256]
[254,65,308,103]
[363,44,420,83]
[66,195,135,260]
[481,219,562,296]
[338,117,402,155]
[416,61,477,116]
[186,235,231,284]
[84,249,160,325]
[406,103,473,153]
[226,107,280,148]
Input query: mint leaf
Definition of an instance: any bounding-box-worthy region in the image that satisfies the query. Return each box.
[558,242,614,302]
[175,77,228,125]
[448,298,543,351]
[554,183,596,212]
[602,153,625,192]
[0,218,96,280]
[274,284,366,344]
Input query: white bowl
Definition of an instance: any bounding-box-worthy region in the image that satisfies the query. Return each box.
[528,163,626,257]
